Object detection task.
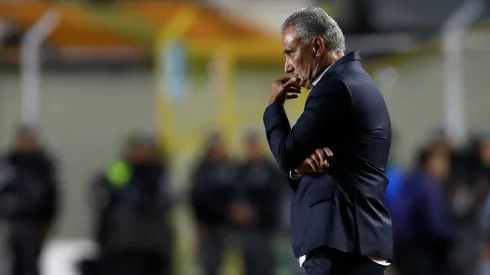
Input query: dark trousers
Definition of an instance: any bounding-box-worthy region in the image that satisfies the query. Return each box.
[302,246,386,275]
[198,227,226,275]
[240,230,275,275]
[99,251,165,275]
[199,227,276,275]
[7,222,48,275]
[79,250,172,275]
[394,245,449,275]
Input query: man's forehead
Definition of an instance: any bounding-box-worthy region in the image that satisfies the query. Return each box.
[282,27,298,47]
[283,33,295,45]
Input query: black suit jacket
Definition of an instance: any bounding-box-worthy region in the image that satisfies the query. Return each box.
[263,51,393,260]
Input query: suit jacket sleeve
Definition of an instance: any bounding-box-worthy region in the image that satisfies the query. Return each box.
[263,77,350,172]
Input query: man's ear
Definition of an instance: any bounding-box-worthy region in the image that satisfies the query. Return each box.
[312,37,324,57]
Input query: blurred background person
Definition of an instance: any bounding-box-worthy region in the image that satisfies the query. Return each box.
[392,148,453,275]
[0,19,22,50]
[450,133,490,275]
[84,133,174,275]
[427,128,468,187]
[385,130,406,212]
[479,134,490,275]
[189,133,239,275]
[0,124,59,275]
[232,132,285,275]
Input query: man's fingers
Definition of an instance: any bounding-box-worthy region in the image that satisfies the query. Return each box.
[286,89,301,95]
[283,77,300,88]
[305,158,319,172]
[277,76,298,85]
[315,148,328,167]
[286,84,301,90]
[286,93,300,100]
[286,77,298,85]
[310,153,323,171]
[285,84,301,99]
[276,76,292,84]
[323,147,333,157]
[322,147,332,167]
[285,85,301,93]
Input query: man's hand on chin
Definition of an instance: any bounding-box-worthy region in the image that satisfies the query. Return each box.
[295,147,333,174]
[270,77,302,104]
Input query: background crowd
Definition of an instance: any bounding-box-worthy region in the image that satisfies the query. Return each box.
[1,0,490,275]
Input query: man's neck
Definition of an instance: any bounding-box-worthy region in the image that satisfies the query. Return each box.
[326,53,343,66]
[332,51,345,61]
[317,52,343,74]
[310,52,345,87]
[311,62,332,87]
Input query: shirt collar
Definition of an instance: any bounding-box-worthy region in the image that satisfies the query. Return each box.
[311,65,331,87]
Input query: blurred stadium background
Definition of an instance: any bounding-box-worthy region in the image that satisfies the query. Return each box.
[1,0,490,275]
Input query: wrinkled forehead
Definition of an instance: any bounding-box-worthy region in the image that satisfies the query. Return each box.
[281,27,300,48]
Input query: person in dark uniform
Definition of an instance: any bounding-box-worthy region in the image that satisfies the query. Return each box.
[233,132,285,275]
[189,133,240,275]
[392,148,453,275]
[450,133,490,275]
[0,125,59,275]
[87,133,174,275]
[427,128,468,185]
[479,134,490,275]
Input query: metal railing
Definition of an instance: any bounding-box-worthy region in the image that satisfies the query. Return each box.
[441,0,485,144]
[20,9,60,125]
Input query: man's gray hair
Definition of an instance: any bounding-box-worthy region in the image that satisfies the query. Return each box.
[281,7,345,53]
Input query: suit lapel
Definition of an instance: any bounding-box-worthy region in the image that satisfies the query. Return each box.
[304,87,317,108]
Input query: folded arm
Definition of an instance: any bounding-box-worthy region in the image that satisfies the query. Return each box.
[263,77,350,172]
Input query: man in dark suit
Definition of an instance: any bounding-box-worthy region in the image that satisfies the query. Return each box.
[263,7,392,275]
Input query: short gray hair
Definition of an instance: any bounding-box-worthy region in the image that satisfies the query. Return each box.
[281,7,346,53]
